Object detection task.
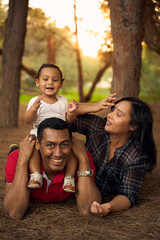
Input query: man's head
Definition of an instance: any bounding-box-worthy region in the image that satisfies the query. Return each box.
[37,117,72,143]
[36,118,72,180]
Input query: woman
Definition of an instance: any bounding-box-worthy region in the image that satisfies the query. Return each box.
[71,97,157,216]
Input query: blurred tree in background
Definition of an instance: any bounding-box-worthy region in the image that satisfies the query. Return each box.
[100,0,160,100]
[0,0,160,127]
[0,0,28,127]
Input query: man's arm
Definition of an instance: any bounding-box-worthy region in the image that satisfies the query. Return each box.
[3,135,35,220]
[72,137,101,215]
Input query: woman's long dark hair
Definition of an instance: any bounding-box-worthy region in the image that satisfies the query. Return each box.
[115,97,157,172]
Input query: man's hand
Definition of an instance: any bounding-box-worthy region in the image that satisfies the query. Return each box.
[71,136,87,161]
[90,201,111,217]
[19,134,36,164]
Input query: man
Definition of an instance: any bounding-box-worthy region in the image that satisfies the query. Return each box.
[3,117,101,220]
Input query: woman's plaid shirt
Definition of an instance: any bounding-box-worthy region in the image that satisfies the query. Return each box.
[71,114,148,205]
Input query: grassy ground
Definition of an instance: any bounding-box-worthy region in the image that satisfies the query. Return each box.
[0,102,160,240]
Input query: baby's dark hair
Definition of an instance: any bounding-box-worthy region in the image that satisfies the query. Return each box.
[36,63,65,82]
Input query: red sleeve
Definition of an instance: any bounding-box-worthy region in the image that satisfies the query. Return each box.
[5,150,19,182]
[87,151,96,179]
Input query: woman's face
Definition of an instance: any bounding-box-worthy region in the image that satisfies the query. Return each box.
[105,101,135,136]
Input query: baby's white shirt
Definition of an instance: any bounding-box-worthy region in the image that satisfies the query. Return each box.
[27,95,68,136]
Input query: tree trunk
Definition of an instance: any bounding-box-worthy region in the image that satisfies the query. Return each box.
[47,34,56,64]
[109,0,146,97]
[1,0,28,127]
[144,0,160,54]
[74,0,84,102]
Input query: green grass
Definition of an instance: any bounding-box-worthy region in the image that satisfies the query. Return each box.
[19,87,111,104]
[19,94,35,104]
[19,87,160,104]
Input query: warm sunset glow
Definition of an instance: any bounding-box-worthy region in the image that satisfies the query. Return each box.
[2,0,109,58]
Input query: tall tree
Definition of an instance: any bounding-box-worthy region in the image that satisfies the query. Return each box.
[73,0,111,102]
[0,0,28,127]
[144,0,160,53]
[109,0,146,97]
[47,34,56,64]
[74,0,84,102]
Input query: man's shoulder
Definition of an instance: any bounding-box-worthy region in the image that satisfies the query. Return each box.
[7,149,19,161]
[5,149,19,182]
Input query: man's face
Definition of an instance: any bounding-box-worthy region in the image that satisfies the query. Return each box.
[36,128,72,180]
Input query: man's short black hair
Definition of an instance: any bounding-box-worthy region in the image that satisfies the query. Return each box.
[37,117,72,143]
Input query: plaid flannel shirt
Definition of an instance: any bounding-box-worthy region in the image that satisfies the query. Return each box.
[70,114,148,205]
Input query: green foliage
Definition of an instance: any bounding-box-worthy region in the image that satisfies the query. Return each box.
[0,1,7,46]
[82,57,100,84]
[140,46,160,102]
[24,8,49,69]
[1,2,160,104]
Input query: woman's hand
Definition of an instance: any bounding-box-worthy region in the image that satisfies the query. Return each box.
[99,93,117,109]
[90,201,111,217]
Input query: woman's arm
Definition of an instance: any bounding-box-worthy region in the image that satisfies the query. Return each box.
[3,135,35,219]
[76,93,117,116]
[73,137,101,214]
[90,154,147,217]
[91,195,131,217]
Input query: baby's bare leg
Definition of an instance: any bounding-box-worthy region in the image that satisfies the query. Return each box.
[63,152,77,193]
[28,147,43,189]
[29,147,41,174]
[65,152,77,177]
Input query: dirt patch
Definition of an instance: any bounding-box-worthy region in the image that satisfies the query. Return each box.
[0,103,160,240]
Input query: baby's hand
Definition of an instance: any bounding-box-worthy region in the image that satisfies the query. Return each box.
[32,95,43,110]
[67,100,79,113]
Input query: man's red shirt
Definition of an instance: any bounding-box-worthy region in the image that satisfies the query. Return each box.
[5,149,95,203]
